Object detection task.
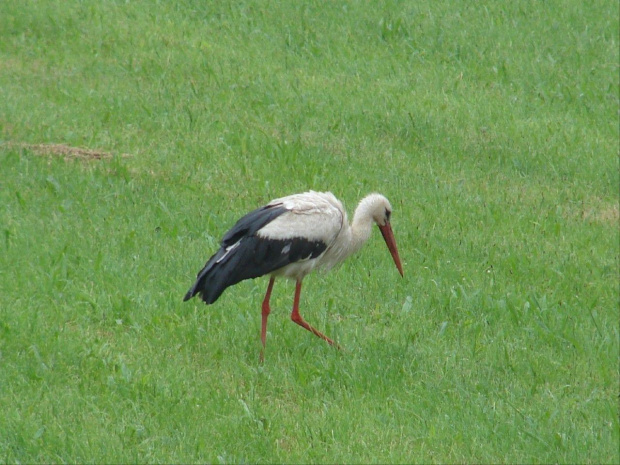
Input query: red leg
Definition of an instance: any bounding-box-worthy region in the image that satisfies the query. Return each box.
[290,280,341,349]
[260,277,275,363]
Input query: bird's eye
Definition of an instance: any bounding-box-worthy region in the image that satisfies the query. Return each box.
[385,209,391,222]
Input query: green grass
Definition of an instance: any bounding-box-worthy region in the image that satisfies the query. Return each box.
[1,0,618,462]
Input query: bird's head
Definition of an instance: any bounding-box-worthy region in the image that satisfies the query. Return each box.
[362,194,404,277]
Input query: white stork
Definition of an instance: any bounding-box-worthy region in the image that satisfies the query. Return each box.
[184,191,403,361]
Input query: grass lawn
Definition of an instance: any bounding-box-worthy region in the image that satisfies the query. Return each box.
[1,0,618,462]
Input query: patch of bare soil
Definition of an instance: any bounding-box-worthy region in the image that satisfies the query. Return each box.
[3,142,130,160]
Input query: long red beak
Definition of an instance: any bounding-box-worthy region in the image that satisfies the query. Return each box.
[378,221,404,277]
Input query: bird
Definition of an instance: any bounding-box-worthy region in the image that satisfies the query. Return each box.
[183,190,403,361]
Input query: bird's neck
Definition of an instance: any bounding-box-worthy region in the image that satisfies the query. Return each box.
[348,202,375,255]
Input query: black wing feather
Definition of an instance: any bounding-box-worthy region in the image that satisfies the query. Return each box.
[184,204,327,304]
[221,203,287,246]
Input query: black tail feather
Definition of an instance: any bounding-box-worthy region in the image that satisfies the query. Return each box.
[183,247,228,304]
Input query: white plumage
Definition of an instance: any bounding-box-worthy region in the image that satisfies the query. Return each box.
[256,191,344,278]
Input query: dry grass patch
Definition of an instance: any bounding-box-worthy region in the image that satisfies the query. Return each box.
[574,197,620,225]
